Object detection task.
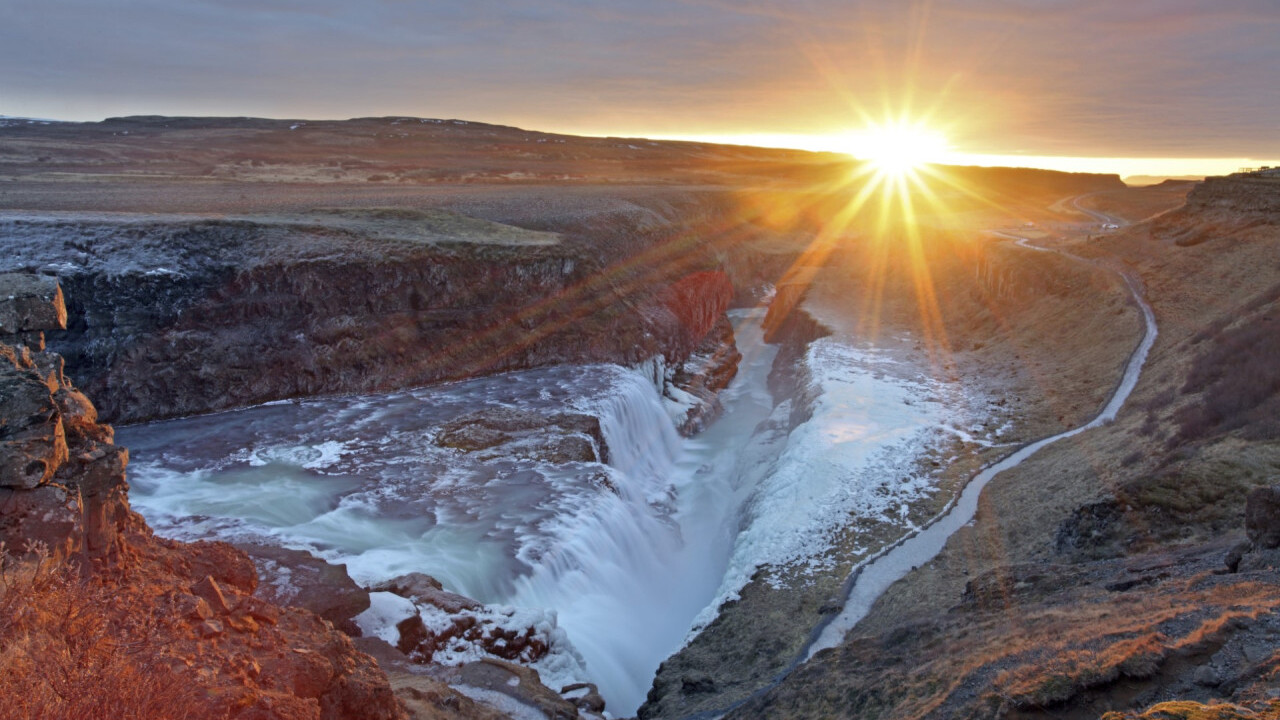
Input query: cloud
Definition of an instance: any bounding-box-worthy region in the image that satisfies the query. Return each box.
[0,0,1276,157]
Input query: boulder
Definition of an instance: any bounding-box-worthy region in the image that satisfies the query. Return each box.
[186,540,260,594]
[192,575,233,615]
[371,572,482,614]
[375,574,552,666]
[448,658,579,720]
[561,682,606,714]
[386,670,510,720]
[436,408,609,464]
[0,273,66,335]
[238,543,369,634]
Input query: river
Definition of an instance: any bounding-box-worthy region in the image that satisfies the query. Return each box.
[122,306,974,714]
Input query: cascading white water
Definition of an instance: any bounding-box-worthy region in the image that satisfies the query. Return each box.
[122,306,969,716]
[507,370,686,708]
[507,309,785,711]
[591,370,685,501]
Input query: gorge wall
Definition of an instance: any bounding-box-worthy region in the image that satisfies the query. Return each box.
[1,198,741,423]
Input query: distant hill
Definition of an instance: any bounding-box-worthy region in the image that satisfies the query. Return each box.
[1124,174,1205,186]
[0,114,1123,202]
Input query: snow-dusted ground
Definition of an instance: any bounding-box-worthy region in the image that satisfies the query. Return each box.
[698,339,954,622]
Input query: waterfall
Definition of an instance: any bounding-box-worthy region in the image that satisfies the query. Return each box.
[123,310,782,718]
[509,367,684,712]
[593,368,684,504]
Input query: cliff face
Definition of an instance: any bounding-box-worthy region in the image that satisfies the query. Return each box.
[2,203,738,423]
[1150,174,1280,247]
[0,274,404,720]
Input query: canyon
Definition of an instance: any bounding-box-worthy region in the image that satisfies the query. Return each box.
[1,116,1277,720]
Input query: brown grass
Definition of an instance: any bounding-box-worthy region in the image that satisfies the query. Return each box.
[986,583,1280,712]
[1103,699,1280,720]
[0,546,202,720]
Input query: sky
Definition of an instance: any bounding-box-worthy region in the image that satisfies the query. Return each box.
[3,0,1278,177]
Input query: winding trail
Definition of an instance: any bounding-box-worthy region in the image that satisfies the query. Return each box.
[676,207,1157,720]
[1072,192,1119,225]
[804,244,1156,658]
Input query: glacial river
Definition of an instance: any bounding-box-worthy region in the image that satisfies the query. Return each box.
[123,307,974,714]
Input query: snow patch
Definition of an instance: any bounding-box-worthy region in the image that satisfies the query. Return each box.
[355,591,418,644]
[452,686,546,720]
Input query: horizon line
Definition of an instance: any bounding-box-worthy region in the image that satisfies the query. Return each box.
[4,112,1276,181]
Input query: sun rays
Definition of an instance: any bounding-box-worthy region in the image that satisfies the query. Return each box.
[761,114,981,379]
[838,121,951,178]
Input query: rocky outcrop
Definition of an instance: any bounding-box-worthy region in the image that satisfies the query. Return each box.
[436,408,609,464]
[357,573,603,717]
[0,274,404,720]
[0,272,66,345]
[663,314,742,435]
[440,660,580,720]
[371,573,483,615]
[238,543,372,637]
[0,273,134,564]
[369,573,553,666]
[662,271,735,349]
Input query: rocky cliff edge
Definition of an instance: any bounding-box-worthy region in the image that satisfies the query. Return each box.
[0,272,405,720]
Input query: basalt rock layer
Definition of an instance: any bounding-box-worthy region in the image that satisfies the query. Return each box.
[1,204,738,424]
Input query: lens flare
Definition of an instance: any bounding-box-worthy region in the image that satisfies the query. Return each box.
[841,122,950,176]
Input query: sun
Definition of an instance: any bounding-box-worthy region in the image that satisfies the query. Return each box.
[839,122,951,176]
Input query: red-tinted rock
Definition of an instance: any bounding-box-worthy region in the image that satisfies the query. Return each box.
[372,572,482,615]
[186,540,260,594]
[193,575,233,615]
[664,271,734,345]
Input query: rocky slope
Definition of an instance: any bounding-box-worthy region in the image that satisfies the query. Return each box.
[725,173,1280,719]
[0,273,404,720]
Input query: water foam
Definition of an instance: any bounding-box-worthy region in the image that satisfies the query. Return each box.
[123,307,973,715]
